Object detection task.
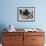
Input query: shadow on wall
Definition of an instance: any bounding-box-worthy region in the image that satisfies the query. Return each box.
[0,24,7,43]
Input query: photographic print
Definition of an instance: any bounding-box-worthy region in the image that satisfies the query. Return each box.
[17,7,35,22]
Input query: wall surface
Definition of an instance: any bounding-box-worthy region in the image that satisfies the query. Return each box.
[0,0,46,31]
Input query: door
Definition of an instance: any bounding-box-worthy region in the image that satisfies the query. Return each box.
[3,32,24,46]
[32,35,45,46]
[24,33,32,46]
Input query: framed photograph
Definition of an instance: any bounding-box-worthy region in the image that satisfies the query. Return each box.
[17,7,35,22]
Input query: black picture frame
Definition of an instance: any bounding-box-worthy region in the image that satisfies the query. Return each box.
[17,7,35,22]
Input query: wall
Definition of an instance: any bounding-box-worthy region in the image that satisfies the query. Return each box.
[0,0,46,31]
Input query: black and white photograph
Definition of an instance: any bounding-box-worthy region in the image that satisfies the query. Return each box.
[17,7,35,22]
